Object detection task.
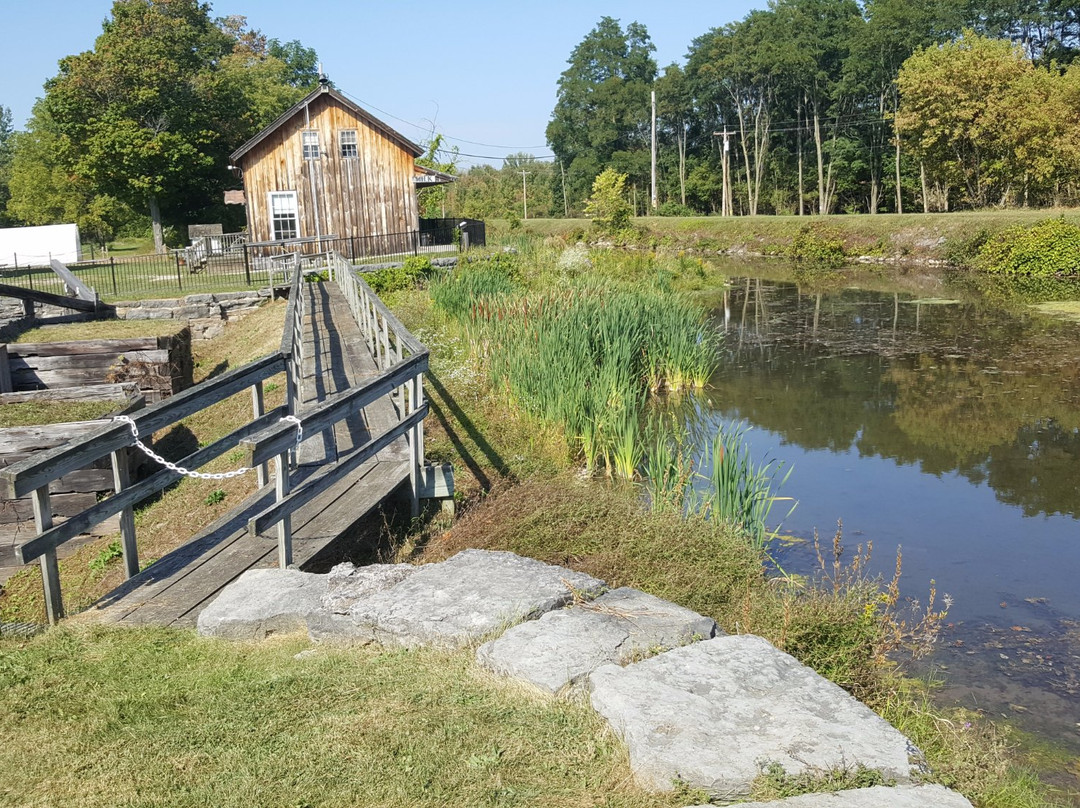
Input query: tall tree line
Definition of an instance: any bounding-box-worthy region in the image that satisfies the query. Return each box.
[2,0,319,251]
[537,2,1080,217]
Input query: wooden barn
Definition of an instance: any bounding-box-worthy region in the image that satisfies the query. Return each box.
[229,81,451,248]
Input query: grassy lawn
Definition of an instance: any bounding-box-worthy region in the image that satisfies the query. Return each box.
[0,625,691,808]
[10,319,185,343]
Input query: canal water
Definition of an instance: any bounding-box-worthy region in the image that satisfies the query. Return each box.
[696,265,1080,751]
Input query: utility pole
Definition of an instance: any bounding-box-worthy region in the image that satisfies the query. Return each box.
[521,169,531,220]
[651,89,657,211]
[712,129,732,216]
[559,161,569,217]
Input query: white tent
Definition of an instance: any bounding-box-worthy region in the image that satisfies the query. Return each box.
[0,223,82,267]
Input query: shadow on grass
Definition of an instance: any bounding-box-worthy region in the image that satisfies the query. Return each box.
[425,370,510,494]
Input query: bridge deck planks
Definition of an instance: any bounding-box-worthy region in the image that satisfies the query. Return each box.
[78,280,411,628]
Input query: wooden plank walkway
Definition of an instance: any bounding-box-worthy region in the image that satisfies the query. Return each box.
[80,282,410,628]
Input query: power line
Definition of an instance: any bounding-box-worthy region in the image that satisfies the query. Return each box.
[337,88,550,154]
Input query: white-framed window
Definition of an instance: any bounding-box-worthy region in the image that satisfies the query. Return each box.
[269,191,299,241]
[302,130,320,160]
[339,129,358,159]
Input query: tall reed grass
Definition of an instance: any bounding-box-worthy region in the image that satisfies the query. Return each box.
[698,421,796,549]
[431,269,719,479]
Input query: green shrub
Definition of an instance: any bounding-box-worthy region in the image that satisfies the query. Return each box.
[975,217,1080,277]
[657,201,696,217]
[584,169,633,234]
[944,227,992,267]
[787,225,848,267]
[365,256,434,295]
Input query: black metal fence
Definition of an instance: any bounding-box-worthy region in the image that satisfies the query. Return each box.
[0,220,486,302]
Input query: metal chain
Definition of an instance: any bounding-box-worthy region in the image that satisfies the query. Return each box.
[112,414,304,481]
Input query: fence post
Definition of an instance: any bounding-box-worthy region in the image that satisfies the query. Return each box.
[251,382,268,487]
[111,448,139,579]
[174,252,183,291]
[408,371,425,517]
[0,345,10,393]
[31,486,64,624]
[275,451,292,568]
[413,230,419,257]
[243,244,252,286]
[109,256,119,296]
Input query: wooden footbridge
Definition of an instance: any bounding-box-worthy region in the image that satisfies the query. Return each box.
[0,254,450,627]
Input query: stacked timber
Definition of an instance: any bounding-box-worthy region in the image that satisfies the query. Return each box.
[1,328,193,401]
[0,384,146,571]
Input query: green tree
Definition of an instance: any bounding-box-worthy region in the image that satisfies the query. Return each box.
[546,17,657,210]
[0,106,15,226]
[6,104,140,245]
[894,32,1067,208]
[584,168,632,232]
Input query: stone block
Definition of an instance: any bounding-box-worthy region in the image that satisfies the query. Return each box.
[477,587,717,693]
[346,549,605,650]
[590,635,916,799]
[196,568,326,641]
[685,784,972,808]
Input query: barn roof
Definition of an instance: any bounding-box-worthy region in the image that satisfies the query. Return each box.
[230,84,424,163]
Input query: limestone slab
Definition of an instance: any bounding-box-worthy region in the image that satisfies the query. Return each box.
[476,587,717,693]
[196,568,326,641]
[685,784,972,808]
[346,549,605,649]
[322,562,417,614]
[590,634,917,799]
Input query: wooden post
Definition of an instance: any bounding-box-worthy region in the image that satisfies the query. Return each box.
[22,298,34,320]
[31,486,63,624]
[275,451,292,568]
[251,383,268,487]
[110,449,139,579]
[0,345,10,393]
[408,372,424,517]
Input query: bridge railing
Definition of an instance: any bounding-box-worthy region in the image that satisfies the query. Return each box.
[236,252,432,566]
[1,251,436,623]
[0,353,287,624]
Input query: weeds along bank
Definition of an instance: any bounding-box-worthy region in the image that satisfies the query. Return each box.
[387,240,1064,806]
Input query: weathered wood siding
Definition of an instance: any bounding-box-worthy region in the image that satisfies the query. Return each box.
[241,94,420,244]
[5,331,193,401]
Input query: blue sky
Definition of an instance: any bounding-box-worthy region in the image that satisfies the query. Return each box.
[1,1,761,167]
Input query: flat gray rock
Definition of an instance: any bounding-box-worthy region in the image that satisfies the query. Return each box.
[322,562,417,614]
[347,549,605,649]
[685,784,972,808]
[590,634,917,799]
[196,568,326,640]
[476,587,717,693]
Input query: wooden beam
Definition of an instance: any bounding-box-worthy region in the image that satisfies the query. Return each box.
[49,258,97,302]
[0,345,10,394]
[0,283,102,314]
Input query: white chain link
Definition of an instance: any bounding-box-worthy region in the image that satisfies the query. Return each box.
[112,414,304,481]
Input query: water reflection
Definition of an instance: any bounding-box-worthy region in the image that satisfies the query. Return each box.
[709,278,1080,519]
[700,270,1080,749]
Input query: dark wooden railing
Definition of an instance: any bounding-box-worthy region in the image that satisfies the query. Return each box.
[0,250,438,624]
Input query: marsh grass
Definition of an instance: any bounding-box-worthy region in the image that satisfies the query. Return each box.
[432,274,718,480]
[0,625,687,808]
[699,421,796,550]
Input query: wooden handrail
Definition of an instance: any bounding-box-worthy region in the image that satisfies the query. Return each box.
[240,352,427,466]
[16,406,288,564]
[0,353,285,500]
[248,404,427,535]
